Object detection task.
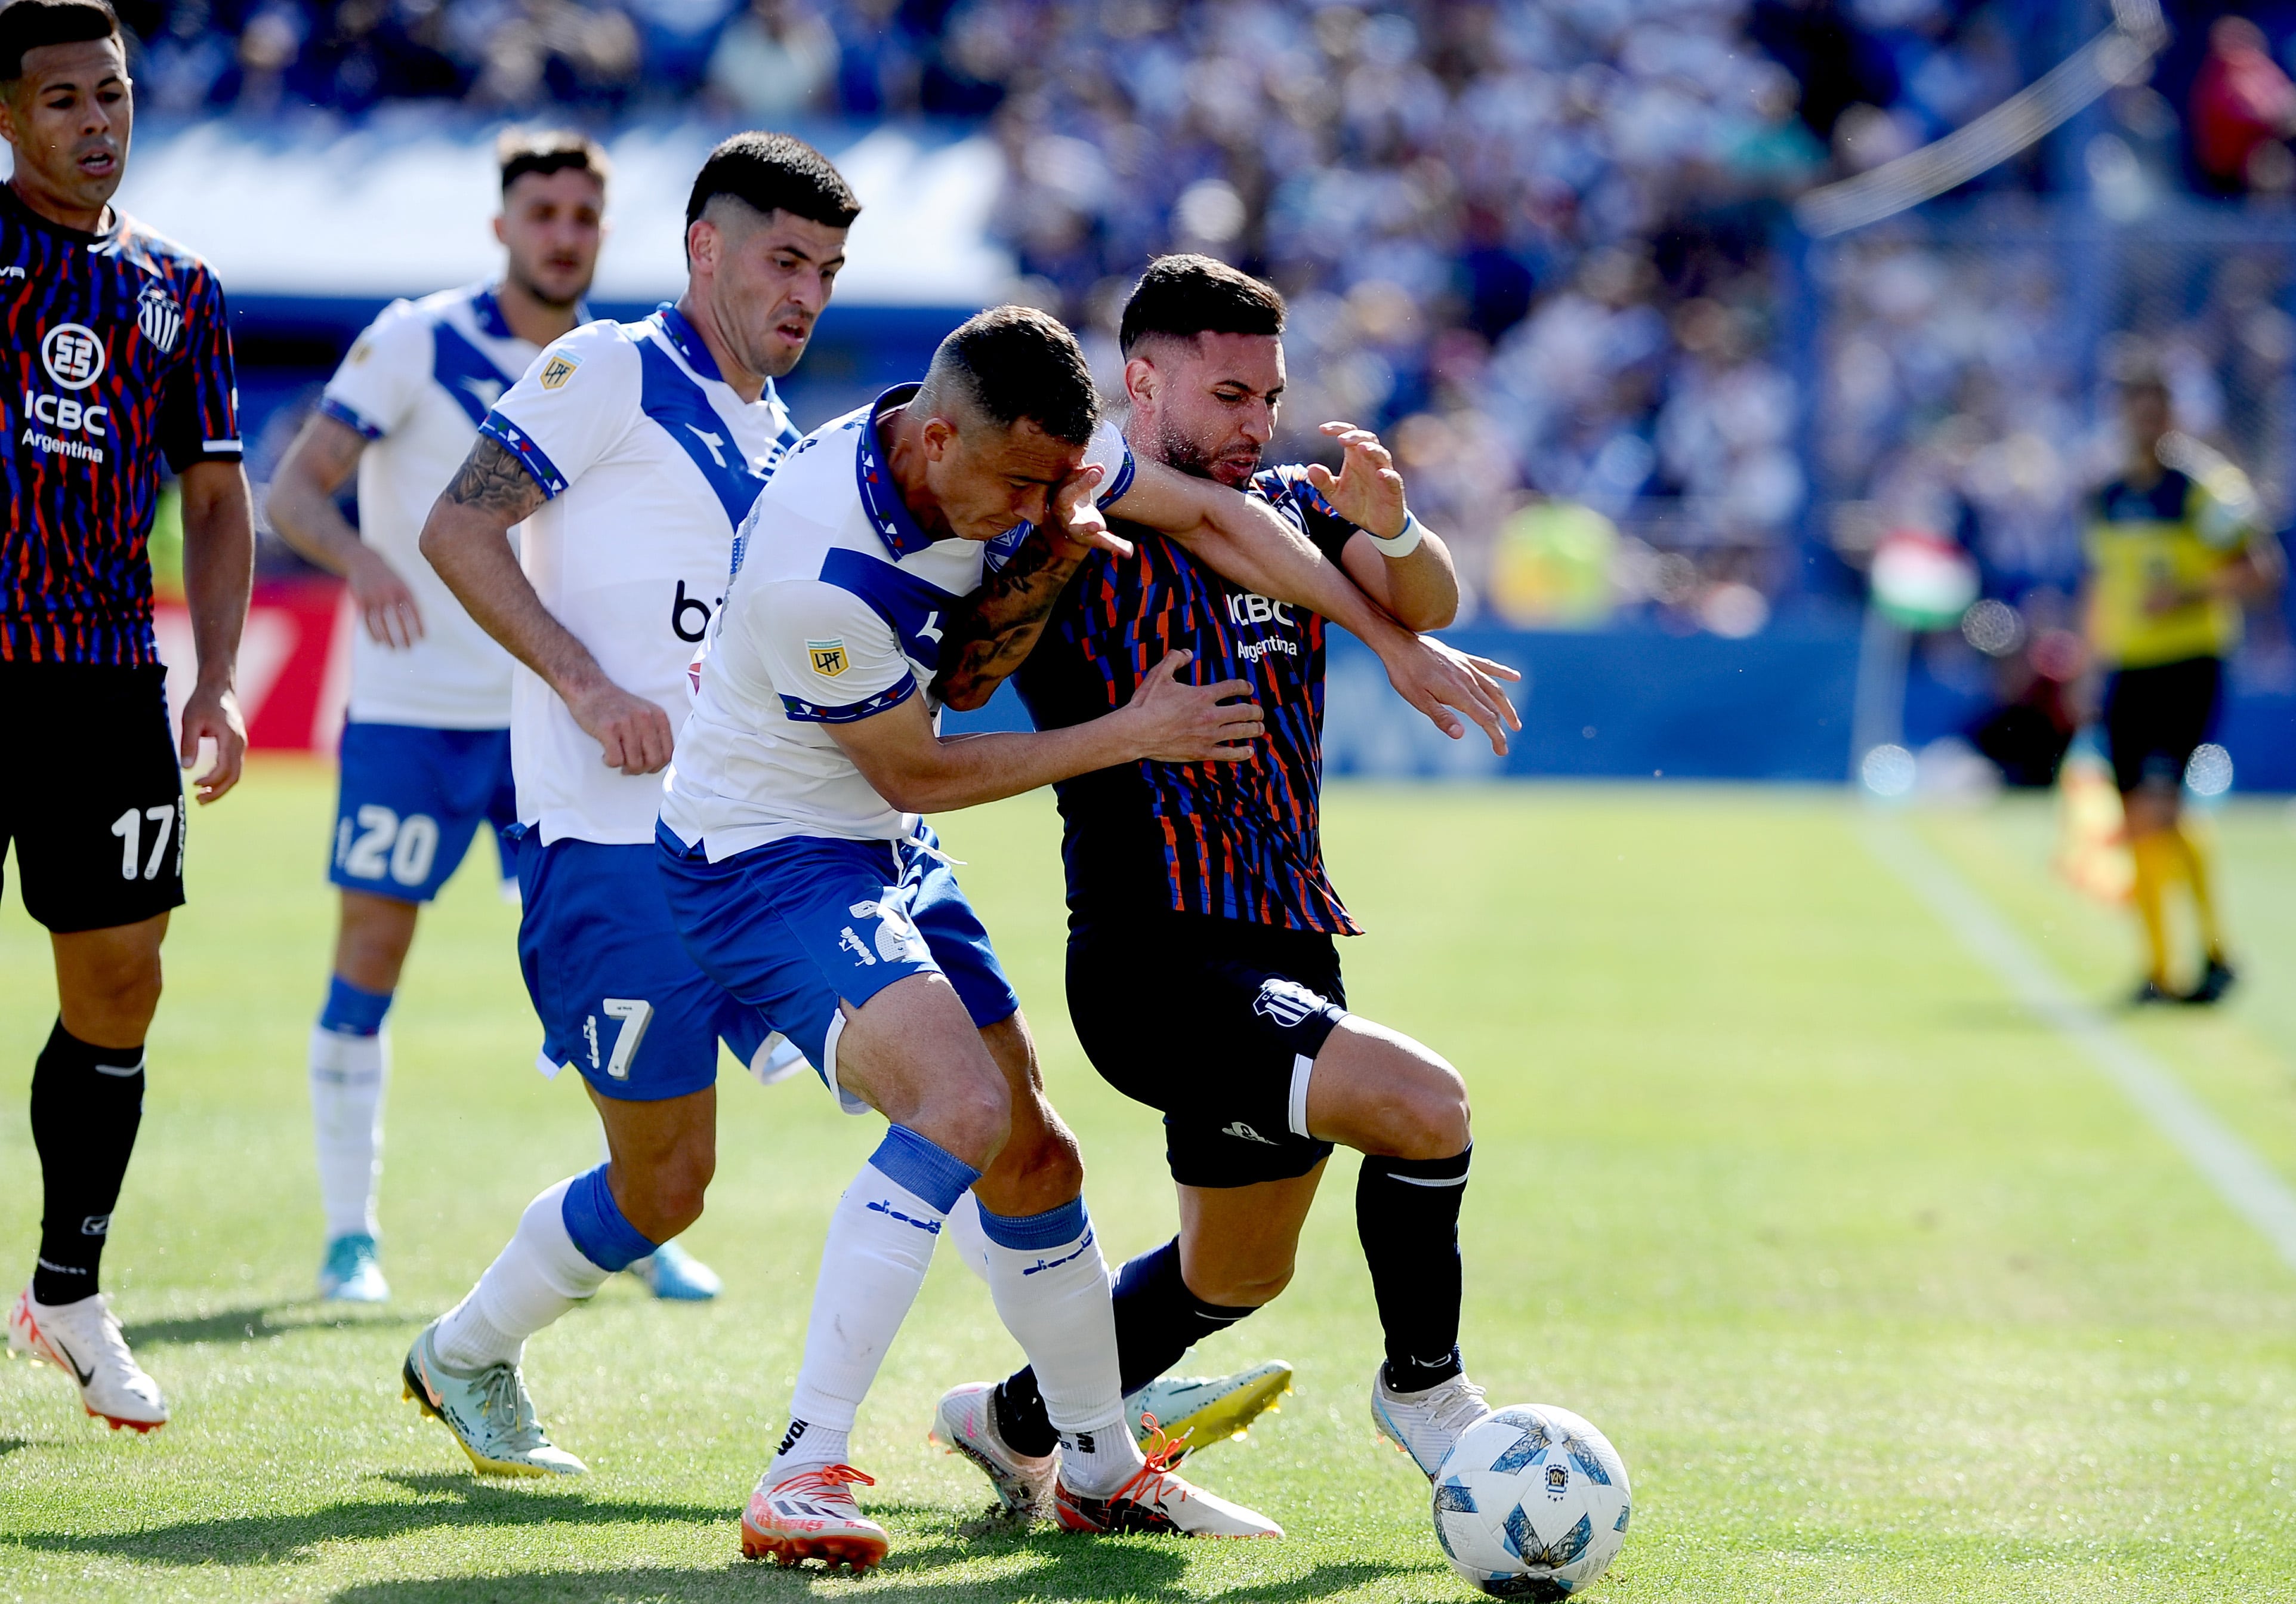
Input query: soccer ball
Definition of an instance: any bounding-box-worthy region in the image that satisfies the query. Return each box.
[1431,1404,1632,1600]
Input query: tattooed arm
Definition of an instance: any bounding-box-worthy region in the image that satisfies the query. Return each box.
[419,436,674,775]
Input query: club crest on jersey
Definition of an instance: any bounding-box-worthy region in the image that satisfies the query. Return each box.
[136,285,184,355]
[40,322,105,390]
[538,351,581,390]
[808,639,849,678]
[1252,978,1329,1029]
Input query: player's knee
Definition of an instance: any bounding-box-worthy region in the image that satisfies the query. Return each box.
[620,1149,714,1239]
[929,1065,1013,1173]
[1391,1063,1473,1161]
[1189,1257,1294,1309]
[67,950,163,1037]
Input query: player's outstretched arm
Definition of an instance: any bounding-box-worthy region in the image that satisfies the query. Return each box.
[837,650,1260,815]
[1110,458,1523,755]
[269,412,424,649]
[177,459,254,804]
[420,437,673,775]
[1306,421,1459,632]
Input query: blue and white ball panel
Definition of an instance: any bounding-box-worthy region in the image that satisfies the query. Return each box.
[658,822,1019,1111]
[514,833,778,1102]
[1431,1404,1632,1599]
[329,722,517,902]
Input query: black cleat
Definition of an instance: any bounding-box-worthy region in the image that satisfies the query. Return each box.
[2128,977,2178,1007]
[2184,957,2238,1005]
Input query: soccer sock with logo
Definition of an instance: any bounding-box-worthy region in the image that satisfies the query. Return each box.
[775,1127,978,1477]
[29,1021,146,1307]
[978,1196,1140,1495]
[310,975,393,1242]
[992,1236,1255,1460]
[1358,1146,1471,1394]
[431,1167,650,1371]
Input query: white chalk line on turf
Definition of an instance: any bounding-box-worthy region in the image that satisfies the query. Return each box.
[1861,818,2296,1276]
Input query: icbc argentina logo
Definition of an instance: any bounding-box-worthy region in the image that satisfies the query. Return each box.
[40,323,106,390]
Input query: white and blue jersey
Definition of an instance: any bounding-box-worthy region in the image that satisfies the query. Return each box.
[320,282,557,730]
[478,303,800,1098]
[481,303,800,846]
[655,386,1125,1097]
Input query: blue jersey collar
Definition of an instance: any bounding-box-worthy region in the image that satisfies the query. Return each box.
[471,282,595,344]
[652,302,724,383]
[856,384,940,559]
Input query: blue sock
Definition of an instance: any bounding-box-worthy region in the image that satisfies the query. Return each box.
[318,974,393,1037]
[559,1162,658,1273]
[868,1124,981,1214]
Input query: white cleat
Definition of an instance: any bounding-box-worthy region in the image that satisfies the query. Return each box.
[740,1462,890,1571]
[1371,1365,1492,1479]
[931,1381,1057,1522]
[7,1285,169,1432]
[400,1322,587,1476]
[1053,1427,1283,1538]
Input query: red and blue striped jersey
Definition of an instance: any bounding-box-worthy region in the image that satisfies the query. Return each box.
[1015,465,1363,936]
[2,184,242,665]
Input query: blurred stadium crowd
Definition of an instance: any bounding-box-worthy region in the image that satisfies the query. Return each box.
[98,0,2296,641]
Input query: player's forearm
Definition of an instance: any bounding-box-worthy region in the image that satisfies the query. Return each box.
[420,502,606,699]
[933,529,1088,711]
[1354,532,1459,632]
[867,717,1141,814]
[266,462,367,576]
[178,462,254,688]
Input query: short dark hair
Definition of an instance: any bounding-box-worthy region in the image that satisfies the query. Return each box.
[685,131,860,232]
[0,0,119,82]
[1119,254,1286,355]
[498,129,610,196]
[922,306,1098,447]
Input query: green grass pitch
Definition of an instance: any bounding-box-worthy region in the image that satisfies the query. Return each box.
[4,762,2295,1602]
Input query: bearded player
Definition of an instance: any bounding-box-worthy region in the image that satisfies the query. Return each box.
[934,255,1513,1513]
[270,133,738,1304]
[2,0,252,1432]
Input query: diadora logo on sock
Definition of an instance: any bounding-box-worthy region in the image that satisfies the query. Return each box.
[865,1198,943,1233]
[79,1214,111,1236]
[1019,1226,1095,1276]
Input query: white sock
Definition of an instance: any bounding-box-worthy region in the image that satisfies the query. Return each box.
[433,1178,610,1371]
[979,1196,1141,1496]
[778,1155,952,1473]
[310,1025,387,1241]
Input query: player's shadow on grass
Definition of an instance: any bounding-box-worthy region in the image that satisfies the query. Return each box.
[326,1554,1420,1603]
[8,1473,724,1566]
[122,1303,411,1348]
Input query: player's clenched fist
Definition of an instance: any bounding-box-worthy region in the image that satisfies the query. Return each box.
[1122,650,1263,763]
[569,680,675,774]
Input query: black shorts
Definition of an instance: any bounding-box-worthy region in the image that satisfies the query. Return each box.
[0,663,186,933]
[2102,657,2222,795]
[1066,911,1350,1188]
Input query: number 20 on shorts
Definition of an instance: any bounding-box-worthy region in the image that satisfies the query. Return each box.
[335,804,440,889]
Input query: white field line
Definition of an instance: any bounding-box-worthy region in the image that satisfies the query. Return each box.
[1862,818,2296,1275]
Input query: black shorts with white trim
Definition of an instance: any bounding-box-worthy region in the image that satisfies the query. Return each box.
[0,663,186,933]
[1066,909,1348,1188]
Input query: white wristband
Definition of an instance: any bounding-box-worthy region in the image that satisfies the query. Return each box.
[1367,511,1424,560]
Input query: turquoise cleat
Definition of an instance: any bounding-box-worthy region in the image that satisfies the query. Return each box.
[627,1238,722,1301]
[319,1233,390,1303]
[1126,1362,1294,1464]
[402,1322,587,1477]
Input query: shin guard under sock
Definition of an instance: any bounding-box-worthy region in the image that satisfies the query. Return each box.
[1358,1146,1471,1393]
[30,1020,146,1306]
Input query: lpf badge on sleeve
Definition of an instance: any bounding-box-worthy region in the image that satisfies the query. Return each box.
[538,351,580,390]
[808,639,849,677]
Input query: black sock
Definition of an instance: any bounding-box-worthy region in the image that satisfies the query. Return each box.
[992,1236,1256,1458]
[30,1020,146,1306]
[1358,1145,1471,1393]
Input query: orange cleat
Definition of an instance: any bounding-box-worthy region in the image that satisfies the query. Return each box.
[739,1463,890,1572]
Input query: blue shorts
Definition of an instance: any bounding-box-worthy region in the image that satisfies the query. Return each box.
[658,821,1019,1108]
[515,832,779,1102]
[331,722,517,903]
